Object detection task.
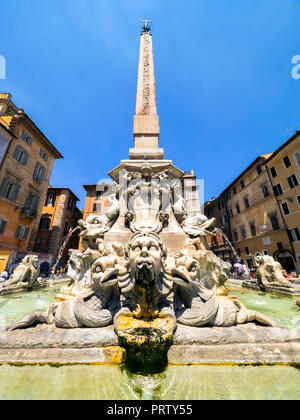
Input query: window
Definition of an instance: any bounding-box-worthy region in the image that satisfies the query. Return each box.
[33,162,46,183]
[63,221,69,237]
[45,193,57,206]
[240,179,245,189]
[237,248,241,257]
[263,249,269,255]
[241,226,246,240]
[282,202,290,216]
[0,219,6,234]
[220,215,227,225]
[270,166,277,178]
[236,204,240,214]
[233,187,237,195]
[16,225,30,239]
[250,224,256,237]
[39,217,51,230]
[233,231,238,242]
[257,165,262,175]
[0,133,9,163]
[261,184,270,198]
[228,208,233,218]
[40,149,48,162]
[13,145,29,166]
[295,152,300,169]
[270,215,280,231]
[273,183,283,196]
[21,130,33,146]
[23,192,40,217]
[68,197,74,211]
[0,177,20,202]
[287,174,298,189]
[283,155,291,168]
[288,228,300,242]
[298,196,300,206]
[93,203,102,212]
[245,247,250,255]
[277,242,283,250]
[244,197,250,209]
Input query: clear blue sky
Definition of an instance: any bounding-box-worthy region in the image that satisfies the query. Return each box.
[0,0,299,208]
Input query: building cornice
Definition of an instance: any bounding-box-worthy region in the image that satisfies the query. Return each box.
[11,113,63,159]
[264,131,300,165]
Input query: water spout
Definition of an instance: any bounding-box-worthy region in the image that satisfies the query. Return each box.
[50,226,81,278]
[213,227,239,262]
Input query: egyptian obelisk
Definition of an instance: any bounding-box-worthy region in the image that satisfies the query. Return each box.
[129,19,164,160]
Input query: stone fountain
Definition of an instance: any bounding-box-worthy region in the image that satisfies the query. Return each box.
[0,255,48,296]
[242,255,300,296]
[0,24,299,368]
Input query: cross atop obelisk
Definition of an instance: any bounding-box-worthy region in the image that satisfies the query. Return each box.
[140,18,152,33]
[129,19,164,160]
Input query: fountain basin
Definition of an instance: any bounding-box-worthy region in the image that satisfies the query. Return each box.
[0,277,70,297]
[0,323,299,365]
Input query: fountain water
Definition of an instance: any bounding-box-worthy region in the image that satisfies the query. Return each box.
[213,227,239,262]
[50,226,81,278]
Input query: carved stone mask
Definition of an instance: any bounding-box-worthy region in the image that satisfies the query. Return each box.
[128,233,165,285]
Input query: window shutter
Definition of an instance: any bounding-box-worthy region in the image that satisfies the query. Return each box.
[13,145,21,161]
[16,226,21,238]
[11,183,20,202]
[33,163,40,182]
[25,192,33,210]
[0,177,10,197]
[0,220,6,234]
[39,166,46,183]
[23,227,30,239]
[33,163,45,183]
[22,150,29,166]
[32,195,40,215]
[287,229,294,243]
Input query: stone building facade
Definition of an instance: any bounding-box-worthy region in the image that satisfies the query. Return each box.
[204,195,233,263]
[0,93,63,273]
[32,187,82,275]
[264,132,300,271]
[82,183,110,220]
[204,133,300,272]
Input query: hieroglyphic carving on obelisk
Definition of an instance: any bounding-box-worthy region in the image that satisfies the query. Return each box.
[130,21,164,160]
